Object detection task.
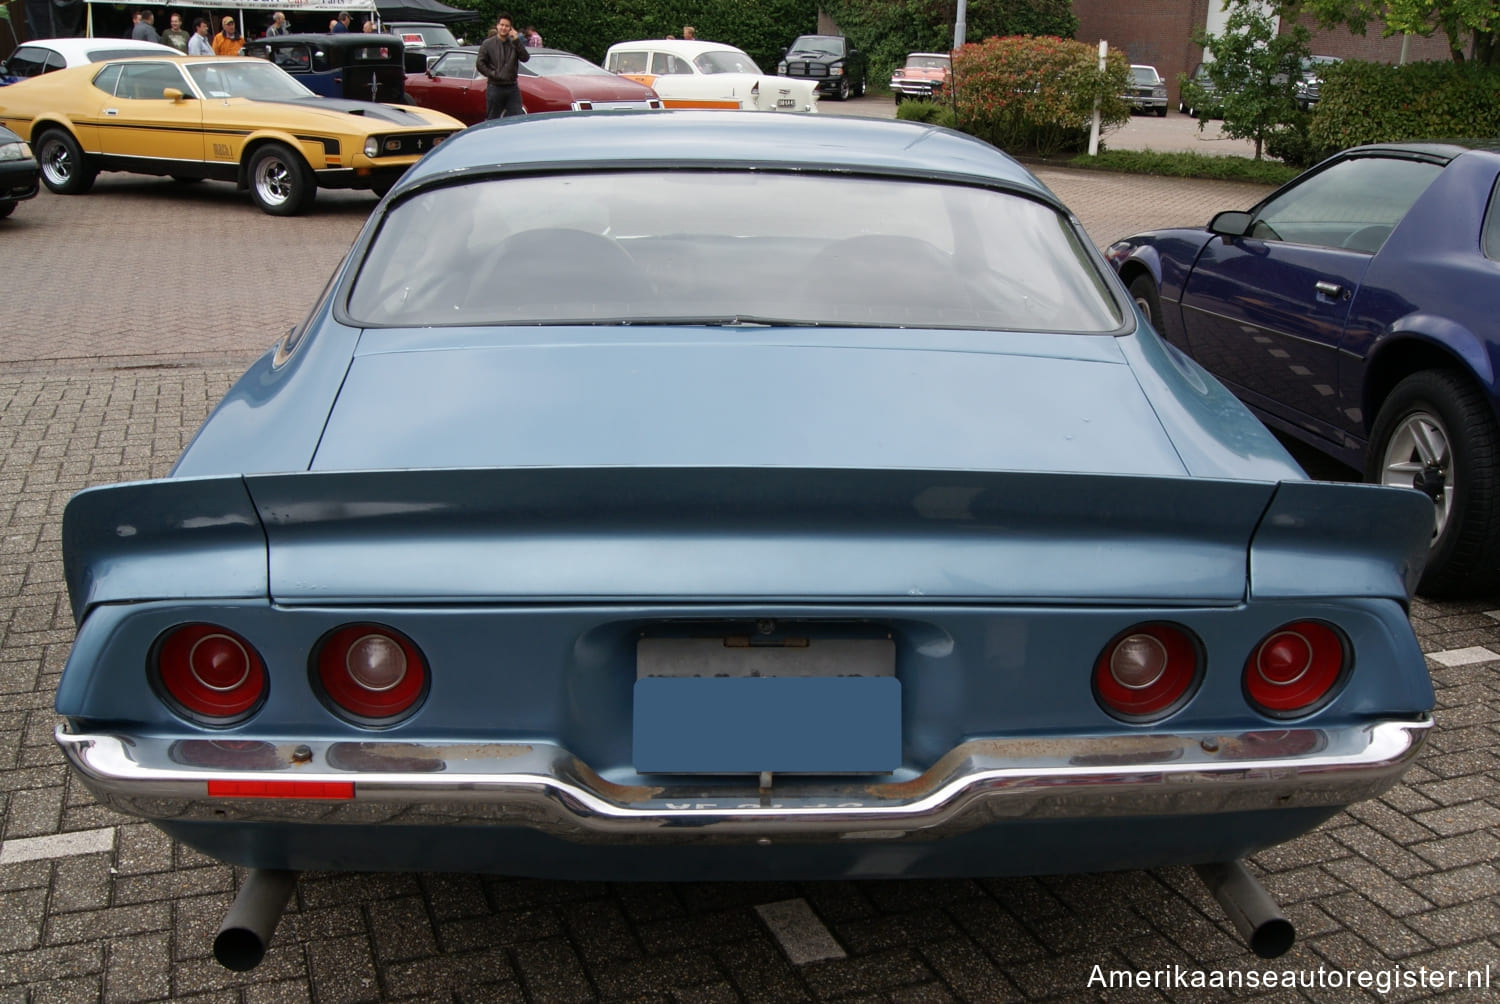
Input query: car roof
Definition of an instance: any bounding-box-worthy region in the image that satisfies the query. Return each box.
[249,33,407,47]
[1347,141,1500,160]
[21,37,179,60]
[401,111,1055,202]
[905,53,951,59]
[606,39,750,57]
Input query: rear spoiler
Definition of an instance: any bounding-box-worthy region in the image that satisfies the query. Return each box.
[62,467,1431,621]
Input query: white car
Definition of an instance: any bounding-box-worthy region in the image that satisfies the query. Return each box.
[1,37,180,81]
[603,39,817,113]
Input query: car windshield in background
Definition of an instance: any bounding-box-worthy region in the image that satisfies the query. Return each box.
[694,50,760,74]
[349,171,1123,331]
[186,60,314,100]
[525,53,612,77]
[398,25,457,46]
[788,37,842,55]
[907,55,950,69]
[1131,66,1159,84]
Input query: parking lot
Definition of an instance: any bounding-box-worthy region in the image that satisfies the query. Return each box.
[2,118,1498,1002]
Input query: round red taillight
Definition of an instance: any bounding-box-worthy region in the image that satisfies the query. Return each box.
[1094,622,1202,722]
[154,624,267,725]
[314,624,427,724]
[1245,620,1347,717]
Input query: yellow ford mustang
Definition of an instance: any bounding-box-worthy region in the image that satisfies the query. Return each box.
[0,55,463,214]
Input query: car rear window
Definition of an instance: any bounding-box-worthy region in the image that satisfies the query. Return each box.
[347,171,1123,332]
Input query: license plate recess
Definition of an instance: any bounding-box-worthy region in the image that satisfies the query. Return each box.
[633,635,899,774]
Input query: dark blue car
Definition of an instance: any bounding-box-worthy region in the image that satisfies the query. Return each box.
[1107,142,1500,596]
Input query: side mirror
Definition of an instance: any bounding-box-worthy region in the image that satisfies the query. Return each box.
[426,69,434,78]
[1209,210,1253,237]
[163,87,186,101]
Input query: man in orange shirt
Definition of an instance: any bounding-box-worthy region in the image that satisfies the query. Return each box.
[213,15,244,56]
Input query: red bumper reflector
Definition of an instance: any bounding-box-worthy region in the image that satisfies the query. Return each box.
[208,780,355,800]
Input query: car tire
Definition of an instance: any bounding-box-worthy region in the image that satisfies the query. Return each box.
[1127,274,1163,330]
[835,77,851,101]
[855,75,865,97]
[0,201,13,219]
[1365,370,1500,597]
[1156,105,1167,117]
[248,143,315,216]
[35,130,96,196]
[893,92,903,106]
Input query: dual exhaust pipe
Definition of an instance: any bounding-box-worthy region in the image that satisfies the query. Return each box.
[212,859,1294,970]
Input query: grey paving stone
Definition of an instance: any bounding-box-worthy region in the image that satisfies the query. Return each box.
[917,938,1024,1002]
[366,895,438,963]
[306,934,383,1004]
[0,887,46,952]
[1405,899,1500,948]
[799,949,935,999]
[510,937,598,1002]
[379,949,520,1001]
[103,931,171,1004]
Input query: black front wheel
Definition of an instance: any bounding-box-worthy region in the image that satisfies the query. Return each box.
[1365,370,1500,596]
[1127,273,1164,330]
[36,130,96,195]
[248,143,315,216]
[835,76,851,101]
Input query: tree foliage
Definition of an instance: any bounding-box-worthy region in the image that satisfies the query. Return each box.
[1188,0,1311,159]
[1285,0,1498,65]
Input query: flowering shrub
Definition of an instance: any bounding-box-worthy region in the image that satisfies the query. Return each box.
[954,35,1131,156]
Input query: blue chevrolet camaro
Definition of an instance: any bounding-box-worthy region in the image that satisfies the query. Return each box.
[56,113,1435,968]
[1107,142,1500,597]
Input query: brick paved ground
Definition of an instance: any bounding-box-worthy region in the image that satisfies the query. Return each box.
[1,152,1496,1003]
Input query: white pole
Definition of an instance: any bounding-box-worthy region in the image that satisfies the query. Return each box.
[954,0,967,49]
[1088,40,1106,157]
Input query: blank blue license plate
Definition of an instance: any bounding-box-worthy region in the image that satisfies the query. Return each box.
[632,676,901,774]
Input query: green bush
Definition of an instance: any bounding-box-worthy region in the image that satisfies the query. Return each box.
[895,99,958,129]
[1066,149,1299,185]
[443,0,820,71]
[1311,59,1500,151]
[953,35,1130,157]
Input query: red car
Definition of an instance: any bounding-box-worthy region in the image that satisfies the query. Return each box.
[405,47,662,124]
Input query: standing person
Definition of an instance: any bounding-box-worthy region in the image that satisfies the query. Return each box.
[361,19,376,32]
[213,15,244,55]
[131,9,160,43]
[189,17,213,55]
[331,11,351,32]
[682,25,695,40]
[525,25,542,47]
[266,11,291,36]
[475,13,530,120]
[161,11,191,52]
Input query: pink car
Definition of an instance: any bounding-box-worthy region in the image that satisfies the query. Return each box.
[889,52,952,105]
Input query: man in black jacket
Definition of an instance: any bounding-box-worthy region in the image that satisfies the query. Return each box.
[476,13,531,120]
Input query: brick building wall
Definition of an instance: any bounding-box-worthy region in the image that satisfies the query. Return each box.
[1074,0,1212,108]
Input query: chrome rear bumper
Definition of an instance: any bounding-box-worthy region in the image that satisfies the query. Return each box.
[57,720,1429,842]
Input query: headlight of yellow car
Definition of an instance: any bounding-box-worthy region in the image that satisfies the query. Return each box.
[363,138,379,158]
[0,141,32,161]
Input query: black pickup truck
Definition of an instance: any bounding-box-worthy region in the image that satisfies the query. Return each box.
[776,34,866,101]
